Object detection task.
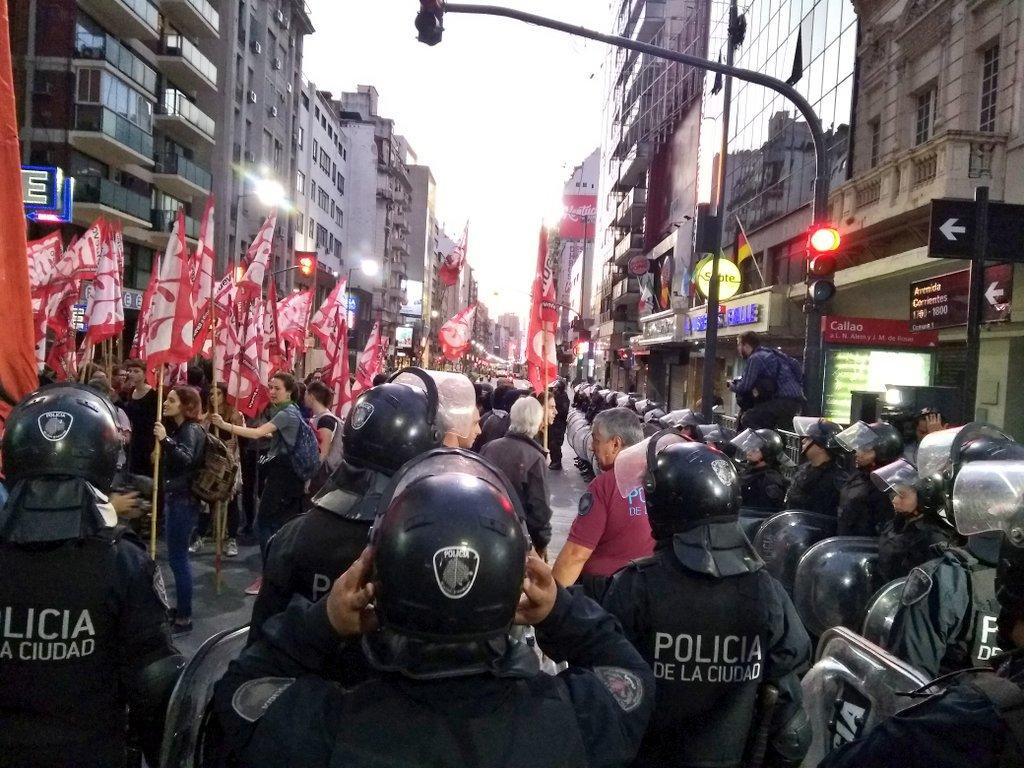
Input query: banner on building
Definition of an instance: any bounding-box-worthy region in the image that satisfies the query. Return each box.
[560,194,597,240]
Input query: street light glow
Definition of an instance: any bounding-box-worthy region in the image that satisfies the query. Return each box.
[360,259,379,277]
[253,176,287,208]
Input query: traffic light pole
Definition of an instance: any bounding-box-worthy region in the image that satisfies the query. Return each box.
[437,3,833,411]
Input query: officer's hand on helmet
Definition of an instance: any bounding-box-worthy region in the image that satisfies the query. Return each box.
[515,555,558,626]
[110,491,142,519]
[153,422,167,442]
[326,547,379,637]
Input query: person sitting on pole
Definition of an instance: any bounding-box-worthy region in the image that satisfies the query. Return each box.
[727,332,806,430]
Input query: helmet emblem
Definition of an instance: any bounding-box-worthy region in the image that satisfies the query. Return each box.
[38,411,73,442]
[351,402,374,430]
[711,459,736,485]
[433,545,480,600]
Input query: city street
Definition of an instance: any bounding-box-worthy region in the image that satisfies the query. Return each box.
[171,437,590,657]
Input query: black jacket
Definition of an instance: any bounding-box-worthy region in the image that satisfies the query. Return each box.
[480,433,553,551]
[785,460,848,516]
[837,469,893,537]
[159,420,206,494]
[739,464,789,512]
[876,516,960,586]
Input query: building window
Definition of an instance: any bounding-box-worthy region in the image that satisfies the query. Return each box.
[980,45,999,133]
[296,170,305,194]
[297,126,304,148]
[915,87,936,146]
[869,118,881,167]
[309,217,315,237]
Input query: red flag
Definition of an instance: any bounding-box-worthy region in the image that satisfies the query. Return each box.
[130,256,160,359]
[55,219,102,282]
[191,195,216,355]
[352,320,387,396]
[237,210,277,299]
[212,299,241,387]
[228,300,270,417]
[263,281,286,373]
[526,227,557,393]
[277,289,312,348]
[438,305,476,363]
[27,232,62,295]
[309,277,348,348]
[145,209,195,383]
[85,220,125,344]
[439,223,468,287]
[324,313,353,417]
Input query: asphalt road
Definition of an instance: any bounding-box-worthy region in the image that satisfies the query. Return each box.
[167,435,591,658]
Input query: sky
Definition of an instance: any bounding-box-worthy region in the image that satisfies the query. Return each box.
[303,2,609,320]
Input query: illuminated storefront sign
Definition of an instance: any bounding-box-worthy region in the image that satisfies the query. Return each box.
[22,165,74,223]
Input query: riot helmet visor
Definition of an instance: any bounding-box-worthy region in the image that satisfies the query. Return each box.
[730,428,766,457]
[834,421,879,453]
[613,429,688,498]
[870,459,920,499]
[952,460,1024,541]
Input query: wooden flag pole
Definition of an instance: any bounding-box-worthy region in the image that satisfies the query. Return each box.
[542,333,550,454]
[209,271,225,594]
[149,365,165,558]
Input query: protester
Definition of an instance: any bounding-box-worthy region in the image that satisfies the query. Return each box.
[186,365,209,406]
[121,359,159,477]
[192,383,245,558]
[153,386,207,634]
[727,331,806,430]
[480,396,553,557]
[304,381,341,458]
[552,407,651,600]
[476,383,521,449]
[547,379,570,470]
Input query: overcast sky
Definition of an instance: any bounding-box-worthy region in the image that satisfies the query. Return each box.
[304,1,609,319]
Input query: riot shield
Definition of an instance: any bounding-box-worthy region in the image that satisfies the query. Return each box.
[566,417,595,468]
[752,510,838,595]
[794,537,880,637]
[160,625,248,768]
[802,626,932,765]
[738,507,777,544]
[861,577,908,648]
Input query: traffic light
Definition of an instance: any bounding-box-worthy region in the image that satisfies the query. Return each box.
[805,224,841,307]
[297,253,315,277]
[416,0,444,45]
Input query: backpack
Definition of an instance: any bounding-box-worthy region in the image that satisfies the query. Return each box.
[286,406,322,482]
[753,348,805,402]
[190,430,238,503]
[308,414,345,496]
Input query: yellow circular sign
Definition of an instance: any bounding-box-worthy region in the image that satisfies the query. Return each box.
[694,255,742,301]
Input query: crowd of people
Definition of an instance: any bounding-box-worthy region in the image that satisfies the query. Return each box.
[1,360,1023,768]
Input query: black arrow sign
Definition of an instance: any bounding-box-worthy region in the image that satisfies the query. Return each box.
[929,198,1024,262]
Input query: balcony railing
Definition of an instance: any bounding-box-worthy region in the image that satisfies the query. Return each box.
[614,232,644,262]
[158,89,215,138]
[162,34,217,86]
[178,0,219,31]
[74,175,151,222]
[121,0,159,29]
[74,33,157,94]
[153,152,212,191]
[74,105,154,159]
[152,209,200,240]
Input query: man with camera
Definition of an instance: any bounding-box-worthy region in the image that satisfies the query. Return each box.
[728,332,806,430]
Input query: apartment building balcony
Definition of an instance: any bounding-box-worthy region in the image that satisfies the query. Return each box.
[158,0,220,38]
[620,0,666,43]
[613,231,644,265]
[614,187,647,228]
[155,89,215,146]
[597,309,640,340]
[73,34,157,96]
[78,0,159,43]
[156,34,217,95]
[72,175,152,229]
[390,160,411,188]
[152,152,212,200]
[612,275,641,306]
[392,210,409,232]
[70,105,154,168]
[142,209,200,248]
[377,177,396,199]
[615,141,653,190]
[831,130,1009,237]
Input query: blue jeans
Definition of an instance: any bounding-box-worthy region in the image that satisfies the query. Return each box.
[164,489,200,619]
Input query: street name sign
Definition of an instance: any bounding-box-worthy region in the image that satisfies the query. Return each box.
[928,198,1024,261]
[909,263,1012,331]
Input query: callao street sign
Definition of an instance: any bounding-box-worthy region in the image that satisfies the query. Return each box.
[928,198,1024,261]
[909,263,1013,331]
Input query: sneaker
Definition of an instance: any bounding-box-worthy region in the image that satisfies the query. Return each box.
[171,620,193,635]
[244,576,263,596]
[188,537,206,554]
[225,538,239,558]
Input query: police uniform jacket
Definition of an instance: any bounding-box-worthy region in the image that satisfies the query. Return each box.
[603,523,812,768]
[876,516,961,586]
[739,464,789,512]
[215,588,654,768]
[785,460,847,516]
[837,469,893,537]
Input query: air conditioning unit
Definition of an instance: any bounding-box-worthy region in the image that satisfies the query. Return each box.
[268,105,278,118]
[243,150,256,162]
[250,40,262,55]
[247,90,257,103]
[275,9,285,24]
[285,82,293,94]
[272,57,282,71]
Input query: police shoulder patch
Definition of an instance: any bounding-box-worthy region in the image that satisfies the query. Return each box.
[232,677,296,723]
[593,666,644,712]
[901,567,934,606]
[152,565,170,610]
[578,492,594,517]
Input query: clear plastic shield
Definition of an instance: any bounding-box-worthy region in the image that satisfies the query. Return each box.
[393,370,477,439]
[834,421,877,453]
[952,460,1024,538]
[662,408,701,428]
[794,536,880,637]
[752,510,839,595]
[613,431,688,498]
[385,449,517,513]
[915,425,966,479]
[730,428,766,456]
[861,577,908,648]
[870,459,918,496]
[793,416,820,437]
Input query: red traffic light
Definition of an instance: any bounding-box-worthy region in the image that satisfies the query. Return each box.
[297,254,315,277]
[808,225,841,253]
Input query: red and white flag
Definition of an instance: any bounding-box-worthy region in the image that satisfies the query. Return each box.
[130,257,160,360]
[263,281,286,374]
[27,232,62,295]
[237,210,277,299]
[191,195,216,355]
[309,277,348,348]
[85,221,125,344]
[145,209,195,384]
[352,320,387,396]
[325,314,353,418]
[212,300,241,387]
[526,226,558,393]
[277,289,312,349]
[228,300,270,417]
[55,219,102,282]
[439,223,468,287]
[439,304,476,363]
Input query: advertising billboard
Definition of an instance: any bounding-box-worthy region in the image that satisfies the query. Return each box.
[823,349,933,424]
[396,325,414,350]
[560,195,597,240]
[400,279,423,318]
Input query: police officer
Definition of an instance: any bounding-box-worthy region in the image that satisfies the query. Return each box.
[214,449,654,767]
[871,459,962,586]
[786,417,848,516]
[247,368,445,659]
[885,425,1024,677]
[0,385,183,768]
[731,427,790,512]
[820,459,1024,768]
[602,434,811,768]
[834,420,902,536]
[659,408,704,441]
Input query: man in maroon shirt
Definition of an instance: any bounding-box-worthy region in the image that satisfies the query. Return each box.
[553,407,653,600]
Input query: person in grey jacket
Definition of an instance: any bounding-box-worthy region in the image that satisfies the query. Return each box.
[480,396,553,557]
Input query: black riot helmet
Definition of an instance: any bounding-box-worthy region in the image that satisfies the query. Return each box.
[366,449,530,679]
[834,420,904,466]
[730,428,786,466]
[605,390,621,407]
[616,430,741,539]
[870,459,949,519]
[341,368,444,476]
[793,416,843,455]
[2,384,121,489]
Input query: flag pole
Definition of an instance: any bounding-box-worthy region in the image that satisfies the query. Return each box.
[542,329,550,454]
[150,364,165,558]
[209,265,225,593]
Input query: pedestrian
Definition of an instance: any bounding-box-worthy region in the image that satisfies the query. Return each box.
[153,386,207,635]
[214,449,654,768]
[727,331,806,430]
[480,396,553,557]
[834,420,903,536]
[532,390,557,445]
[603,436,812,768]
[0,384,184,768]
[304,381,341,459]
[552,407,652,601]
[731,427,790,512]
[211,373,308,594]
[121,358,159,478]
[191,383,245,558]
[186,365,210,406]
[786,417,849,516]
[547,379,571,470]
